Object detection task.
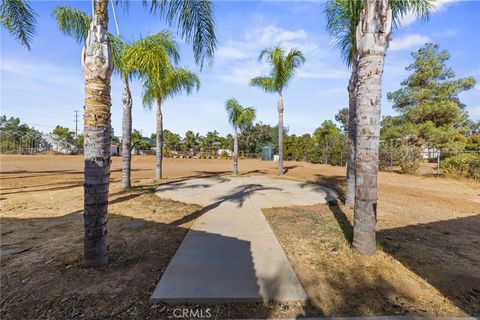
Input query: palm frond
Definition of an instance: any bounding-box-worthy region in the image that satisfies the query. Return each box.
[391,0,433,29]
[123,30,179,83]
[324,0,433,66]
[108,34,130,77]
[250,76,276,93]
[225,98,256,130]
[324,0,362,67]
[252,46,305,93]
[225,98,242,129]
[52,6,90,45]
[163,68,200,100]
[144,0,217,69]
[142,79,157,110]
[239,106,256,131]
[142,67,200,110]
[1,0,37,50]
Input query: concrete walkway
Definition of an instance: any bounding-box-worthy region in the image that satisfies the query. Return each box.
[151,175,338,303]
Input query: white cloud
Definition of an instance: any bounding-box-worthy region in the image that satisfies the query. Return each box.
[215,23,331,85]
[433,28,458,37]
[298,66,349,80]
[398,0,463,27]
[216,47,249,59]
[216,24,319,62]
[219,61,269,86]
[468,106,480,119]
[390,34,431,51]
[255,26,307,44]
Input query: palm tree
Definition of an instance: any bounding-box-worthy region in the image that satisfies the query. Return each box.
[53,7,179,191]
[80,0,112,267]
[351,0,432,255]
[325,0,432,209]
[1,0,37,49]
[55,0,216,267]
[141,68,200,180]
[325,0,362,208]
[250,47,305,175]
[225,98,256,176]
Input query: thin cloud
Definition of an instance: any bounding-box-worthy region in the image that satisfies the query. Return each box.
[390,34,431,51]
[216,47,249,60]
[467,106,480,119]
[398,0,463,27]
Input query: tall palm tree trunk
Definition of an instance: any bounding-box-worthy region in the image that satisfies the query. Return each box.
[352,0,391,255]
[277,92,284,176]
[155,98,163,180]
[345,61,358,208]
[82,0,112,267]
[233,128,238,176]
[121,77,132,190]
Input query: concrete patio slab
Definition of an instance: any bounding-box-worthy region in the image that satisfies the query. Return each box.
[151,175,338,303]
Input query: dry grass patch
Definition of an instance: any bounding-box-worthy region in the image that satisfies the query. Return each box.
[264,203,473,317]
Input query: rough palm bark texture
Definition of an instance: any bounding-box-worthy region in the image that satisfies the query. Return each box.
[345,61,358,208]
[277,92,284,176]
[121,78,132,190]
[233,129,238,176]
[155,98,163,180]
[82,0,112,267]
[353,0,392,255]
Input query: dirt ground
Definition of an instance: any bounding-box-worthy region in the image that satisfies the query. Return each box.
[0,154,479,319]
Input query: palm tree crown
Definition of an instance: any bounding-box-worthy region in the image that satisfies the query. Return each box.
[52,6,90,44]
[54,0,216,69]
[225,98,256,131]
[1,0,37,50]
[142,67,200,108]
[250,46,305,94]
[123,31,180,82]
[324,0,433,66]
[53,7,179,81]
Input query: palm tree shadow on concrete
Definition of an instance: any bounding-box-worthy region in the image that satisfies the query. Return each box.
[167,183,282,227]
[1,189,315,319]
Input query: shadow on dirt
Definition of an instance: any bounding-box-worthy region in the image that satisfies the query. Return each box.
[0,185,317,319]
[327,201,480,315]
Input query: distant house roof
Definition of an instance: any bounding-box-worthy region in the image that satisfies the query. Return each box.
[142,137,155,145]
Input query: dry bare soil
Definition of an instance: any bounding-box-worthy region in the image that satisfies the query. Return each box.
[0,154,479,319]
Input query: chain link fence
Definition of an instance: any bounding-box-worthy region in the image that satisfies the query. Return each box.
[380,147,480,179]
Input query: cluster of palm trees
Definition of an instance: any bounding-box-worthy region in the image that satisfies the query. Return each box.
[51,0,216,267]
[2,0,435,264]
[225,46,306,177]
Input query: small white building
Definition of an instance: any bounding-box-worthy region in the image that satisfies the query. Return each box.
[217,149,233,157]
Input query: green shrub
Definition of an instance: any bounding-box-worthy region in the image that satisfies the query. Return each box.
[399,145,422,174]
[442,153,480,179]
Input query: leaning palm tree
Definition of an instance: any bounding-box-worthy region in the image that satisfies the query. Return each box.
[250,47,305,175]
[325,0,432,209]
[53,7,179,191]
[351,0,432,255]
[0,0,37,49]
[55,0,216,267]
[225,98,256,176]
[325,0,362,209]
[141,67,200,180]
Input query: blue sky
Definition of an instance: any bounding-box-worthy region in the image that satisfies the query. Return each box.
[1,0,480,138]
